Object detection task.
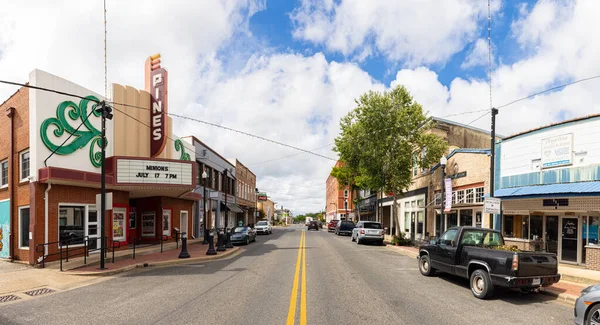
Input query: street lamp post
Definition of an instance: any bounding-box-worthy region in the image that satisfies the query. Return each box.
[224,169,233,249]
[202,170,209,245]
[345,198,348,222]
[440,155,448,237]
[216,171,226,252]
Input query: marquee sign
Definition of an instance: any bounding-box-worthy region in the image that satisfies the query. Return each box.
[147,54,169,158]
[116,159,192,185]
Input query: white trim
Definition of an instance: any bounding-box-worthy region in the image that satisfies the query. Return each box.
[18,205,30,250]
[19,149,30,183]
[0,159,8,187]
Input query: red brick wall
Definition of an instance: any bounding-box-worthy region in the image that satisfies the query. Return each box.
[0,87,31,262]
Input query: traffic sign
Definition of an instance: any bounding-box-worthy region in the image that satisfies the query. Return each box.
[484,197,501,214]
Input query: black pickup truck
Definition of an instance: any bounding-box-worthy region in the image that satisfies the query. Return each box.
[417,226,561,299]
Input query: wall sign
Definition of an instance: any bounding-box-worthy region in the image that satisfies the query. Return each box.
[444,178,452,212]
[448,171,467,179]
[148,54,169,158]
[257,192,267,201]
[116,159,192,185]
[541,133,573,168]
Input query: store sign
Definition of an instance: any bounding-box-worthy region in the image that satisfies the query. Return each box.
[448,171,467,179]
[257,192,267,201]
[147,54,169,158]
[116,159,192,185]
[484,197,501,214]
[444,178,452,212]
[541,133,573,168]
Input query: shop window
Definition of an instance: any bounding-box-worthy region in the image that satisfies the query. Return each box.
[447,212,458,228]
[530,215,543,240]
[19,206,30,248]
[59,205,85,245]
[404,212,410,232]
[587,217,600,245]
[417,211,424,234]
[521,216,530,239]
[20,150,30,181]
[465,189,474,204]
[460,209,473,227]
[503,215,514,237]
[475,187,485,203]
[1,160,7,187]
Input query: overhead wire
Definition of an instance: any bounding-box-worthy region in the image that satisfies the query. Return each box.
[248,143,334,166]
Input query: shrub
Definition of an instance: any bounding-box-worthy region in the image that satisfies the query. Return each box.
[392,232,412,246]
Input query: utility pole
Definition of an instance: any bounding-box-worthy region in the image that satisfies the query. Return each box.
[489,107,498,230]
[96,101,112,270]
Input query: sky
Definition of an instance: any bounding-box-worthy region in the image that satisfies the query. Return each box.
[1,0,599,215]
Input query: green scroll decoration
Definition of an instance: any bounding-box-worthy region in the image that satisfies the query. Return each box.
[174,139,191,161]
[40,96,105,167]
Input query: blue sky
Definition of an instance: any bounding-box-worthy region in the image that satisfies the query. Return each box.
[245,0,538,88]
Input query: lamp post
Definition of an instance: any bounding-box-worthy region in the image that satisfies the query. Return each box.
[439,155,448,237]
[95,101,113,270]
[202,170,209,245]
[216,170,226,252]
[345,198,348,222]
[255,188,259,226]
[225,169,233,249]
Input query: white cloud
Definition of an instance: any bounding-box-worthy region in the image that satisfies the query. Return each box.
[391,0,600,139]
[461,38,490,69]
[291,0,499,66]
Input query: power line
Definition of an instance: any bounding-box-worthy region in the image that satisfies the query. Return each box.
[0,79,100,102]
[248,143,333,166]
[259,178,324,190]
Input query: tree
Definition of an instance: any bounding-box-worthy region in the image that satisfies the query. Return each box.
[333,85,447,236]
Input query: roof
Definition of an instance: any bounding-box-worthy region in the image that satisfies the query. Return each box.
[495,181,600,198]
[432,116,505,139]
[429,148,491,171]
[502,113,600,141]
[181,135,234,168]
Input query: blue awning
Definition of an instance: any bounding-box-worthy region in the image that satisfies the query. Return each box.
[495,181,600,198]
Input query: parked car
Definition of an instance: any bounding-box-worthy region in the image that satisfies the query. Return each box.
[307,220,319,231]
[230,226,256,245]
[327,220,338,232]
[574,284,600,325]
[317,220,323,228]
[418,226,561,299]
[335,220,355,236]
[351,221,384,245]
[255,220,272,235]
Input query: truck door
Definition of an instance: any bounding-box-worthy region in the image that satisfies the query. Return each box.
[431,228,458,273]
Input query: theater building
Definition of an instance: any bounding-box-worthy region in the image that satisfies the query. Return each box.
[0,54,200,265]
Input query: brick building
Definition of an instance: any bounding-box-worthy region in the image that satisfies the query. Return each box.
[325,161,354,222]
[229,159,256,226]
[257,199,275,223]
[0,55,201,265]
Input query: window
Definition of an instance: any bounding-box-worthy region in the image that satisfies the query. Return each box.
[412,153,418,176]
[460,230,504,247]
[344,201,348,210]
[59,205,85,245]
[0,160,7,187]
[459,209,473,226]
[19,206,30,248]
[434,192,441,206]
[452,191,457,204]
[344,190,348,198]
[439,229,458,245]
[465,188,474,204]
[456,190,464,204]
[475,187,485,203]
[404,212,410,232]
[503,215,514,237]
[20,150,30,181]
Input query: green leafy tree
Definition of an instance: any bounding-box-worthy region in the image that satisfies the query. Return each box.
[333,85,447,235]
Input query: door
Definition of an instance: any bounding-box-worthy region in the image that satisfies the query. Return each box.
[180,211,189,236]
[431,228,458,273]
[561,217,578,262]
[0,200,10,258]
[87,207,100,251]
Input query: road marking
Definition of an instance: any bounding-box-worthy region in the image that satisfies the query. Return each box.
[300,228,307,325]
[286,230,304,325]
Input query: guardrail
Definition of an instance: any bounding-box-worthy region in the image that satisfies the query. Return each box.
[35,236,119,271]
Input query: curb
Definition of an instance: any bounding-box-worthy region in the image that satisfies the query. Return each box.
[385,244,419,258]
[67,247,242,276]
[539,288,578,305]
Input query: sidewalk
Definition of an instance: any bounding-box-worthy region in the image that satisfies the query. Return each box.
[385,244,588,304]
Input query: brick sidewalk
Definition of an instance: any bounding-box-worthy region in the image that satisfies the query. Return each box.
[68,242,241,275]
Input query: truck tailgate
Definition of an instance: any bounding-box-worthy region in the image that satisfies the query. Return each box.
[517,253,558,277]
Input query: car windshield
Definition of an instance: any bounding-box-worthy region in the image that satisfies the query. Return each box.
[256,221,268,226]
[363,222,381,229]
[233,227,247,233]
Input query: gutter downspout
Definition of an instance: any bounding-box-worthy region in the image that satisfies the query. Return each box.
[44,183,51,257]
[6,107,15,261]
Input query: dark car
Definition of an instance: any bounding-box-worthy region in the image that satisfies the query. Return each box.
[418,226,561,299]
[230,226,256,245]
[335,220,355,236]
[307,221,319,231]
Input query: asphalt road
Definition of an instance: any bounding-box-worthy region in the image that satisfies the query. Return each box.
[0,225,573,325]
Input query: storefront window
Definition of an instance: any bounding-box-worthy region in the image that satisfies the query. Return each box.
[503,215,514,237]
[589,217,599,245]
[417,211,424,234]
[59,205,85,245]
[521,216,529,240]
[530,215,543,240]
[447,212,457,228]
[459,209,473,227]
[404,212,410,232]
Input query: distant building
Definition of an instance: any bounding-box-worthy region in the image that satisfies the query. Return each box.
[229,159,256,226]
[326,161,354,222]
[258,199,275,224]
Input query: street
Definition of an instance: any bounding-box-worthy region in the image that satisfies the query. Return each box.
[0,225,573,325]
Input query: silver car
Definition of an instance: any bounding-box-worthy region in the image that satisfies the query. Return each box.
[255,220,272,235]
[351,221,384,245]
[574,284,600,325]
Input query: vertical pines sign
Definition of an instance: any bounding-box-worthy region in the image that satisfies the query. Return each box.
[146,54,168,157]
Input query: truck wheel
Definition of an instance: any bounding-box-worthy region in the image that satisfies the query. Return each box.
[418,255,436,276]
[470,269,494,299]
[520,287,532,294]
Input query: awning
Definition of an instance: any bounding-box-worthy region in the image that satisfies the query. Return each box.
[494,181,600,198]
[221,202,244,213]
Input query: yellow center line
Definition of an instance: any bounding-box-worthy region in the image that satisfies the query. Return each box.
[300,228,307,325]
[286,230,304,325]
